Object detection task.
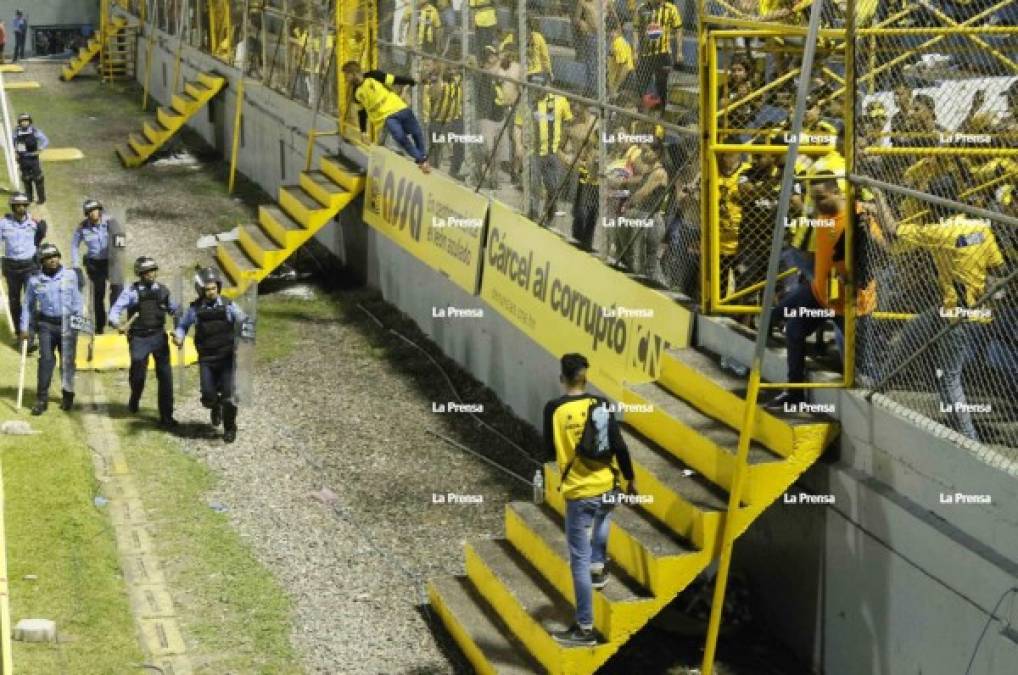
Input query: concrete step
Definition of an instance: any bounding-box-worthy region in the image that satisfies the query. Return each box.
[278,185,331,229]
[128,132,154,157]
[505,502,657,642]
[156,106,184,130]
[239,223,284,269]
[258,204,307,249]
[299,170,350,210]
[428,576,543,675]
[464,538,620,673]
[170,93,200,115]
[319,154,366,193]
[142,119,173,145]
[116,143,144,168]
[216,239,259,285]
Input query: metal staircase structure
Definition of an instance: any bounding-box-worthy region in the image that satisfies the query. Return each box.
[116,72,227,168]
[100,19,138,83]
[428,346,838,673]
[215,153,365,298]
[60,16,130,81]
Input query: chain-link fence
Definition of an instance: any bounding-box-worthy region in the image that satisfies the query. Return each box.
[850,3,1018,462]
[138,0,339,114]
[372,0,701,299]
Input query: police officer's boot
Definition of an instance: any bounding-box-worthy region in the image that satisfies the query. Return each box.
[60,390,74,411]
[222,403,237,444]
[128,389,141,413]
[31,398,47,416]
[210,402,222,427]
[35,177,46,205]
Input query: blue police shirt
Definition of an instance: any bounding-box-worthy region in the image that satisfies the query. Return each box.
[0,213,45,260]
[13,127,48,157]
[174,297,246,342]
[71,217,110,266]
[13,17,26,34]
[20,266,84,332]
[108,281,180,327]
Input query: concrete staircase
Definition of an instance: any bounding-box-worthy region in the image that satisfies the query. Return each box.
[429,344,838,673]
[116,72,227,168]
[60,16,129,81]
[214,153,365,299]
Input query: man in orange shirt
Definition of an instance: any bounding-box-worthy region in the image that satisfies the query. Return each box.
[767,174,846,409]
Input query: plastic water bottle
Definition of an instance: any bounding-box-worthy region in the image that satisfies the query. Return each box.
[533,469,544,504]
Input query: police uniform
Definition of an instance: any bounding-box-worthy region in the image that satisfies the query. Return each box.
[13,125,48,204]
[175,297,247,438]
[109,282,178,424]
[72,215,124,334]
[0,210,46,340]
[20,265,82,409]
[429,73,464,177]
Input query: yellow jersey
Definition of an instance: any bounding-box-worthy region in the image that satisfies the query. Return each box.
[470,0,498,28]
[543,394,634,500]
[717,161,752,256]
[516,94,574,156]
[354,76,408,127]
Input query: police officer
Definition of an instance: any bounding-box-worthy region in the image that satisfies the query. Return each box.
[19,244,82,415]
[13,113,48,204]
[108,257,178,429]
[72,199,124,334]
[173,268,247,443]
[0,191,46,348]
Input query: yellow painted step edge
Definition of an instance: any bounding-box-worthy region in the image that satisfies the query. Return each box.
[426,581,499,675]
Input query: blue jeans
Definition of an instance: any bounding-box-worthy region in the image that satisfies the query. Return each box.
[384,108,428,164]
[771,282,843,385]
[565,493,614,628]
[36,319,77,397]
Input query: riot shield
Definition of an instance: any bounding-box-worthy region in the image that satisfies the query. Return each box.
[174,267,187,397]
[107,206,128,290]
[61,267,86,397]
[231,283,257,408]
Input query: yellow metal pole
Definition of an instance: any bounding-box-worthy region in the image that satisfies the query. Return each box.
[228,77,245,194]
[698,0,709,310]
[304,129,317,173]
[171,0,187,95]
[844,0,857,388]
[707,33,721,313]
[142,23,155,110]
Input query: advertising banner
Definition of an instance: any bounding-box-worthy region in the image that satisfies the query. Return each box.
[480,201,694,398]
[363,146,488,294]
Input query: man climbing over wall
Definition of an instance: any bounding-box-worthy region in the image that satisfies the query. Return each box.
[13,112,49,204]
[342,60,431,173]
[543,353,636,647]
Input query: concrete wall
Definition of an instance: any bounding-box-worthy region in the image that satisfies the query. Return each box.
[135,20,1018,675]
[0,2,99,55]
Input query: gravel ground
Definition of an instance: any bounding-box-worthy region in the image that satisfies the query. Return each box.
[22,60,807,674]
[167,284,542,674]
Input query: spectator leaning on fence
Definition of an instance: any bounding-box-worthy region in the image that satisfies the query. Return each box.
[871,175,1005,442]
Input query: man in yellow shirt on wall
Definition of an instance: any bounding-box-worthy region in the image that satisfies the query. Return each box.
[543,353,635,647]
[342,61,431,173]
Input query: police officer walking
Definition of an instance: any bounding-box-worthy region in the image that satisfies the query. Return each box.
[108,257,178,429]
[1,191,46,348]
[173,268,246,443]
[72,199,125,334]
[13,113,49,204]
[19,244,82,415]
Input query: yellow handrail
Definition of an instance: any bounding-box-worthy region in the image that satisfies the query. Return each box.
[304,129,340,173]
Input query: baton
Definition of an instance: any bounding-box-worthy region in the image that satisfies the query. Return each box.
[16,338,27,410]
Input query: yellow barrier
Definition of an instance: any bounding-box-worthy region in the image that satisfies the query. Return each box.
[363,146,489,294]
[39,148,84,162]
[480,201,693,400]
[76,334,199,371]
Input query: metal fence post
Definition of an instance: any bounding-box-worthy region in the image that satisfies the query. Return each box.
[518,0,531,219]
[596,0,608,256]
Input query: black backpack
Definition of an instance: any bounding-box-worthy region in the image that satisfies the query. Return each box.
[560,397,622,486]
